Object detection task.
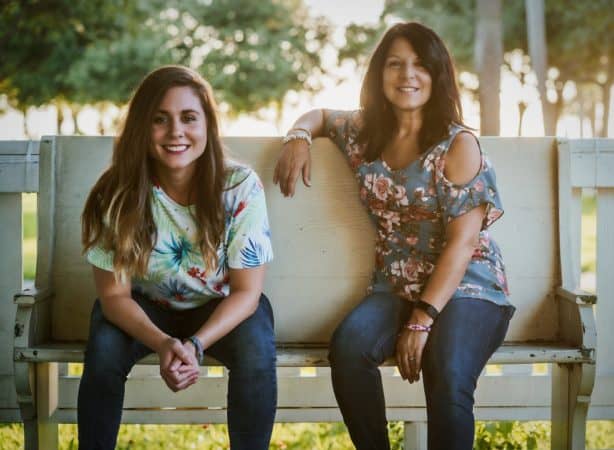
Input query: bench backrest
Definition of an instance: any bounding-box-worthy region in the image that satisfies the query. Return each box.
[37,136,559,344]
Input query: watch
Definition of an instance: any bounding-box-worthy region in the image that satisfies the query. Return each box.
[414,299,440,321]
[187,335,204,365]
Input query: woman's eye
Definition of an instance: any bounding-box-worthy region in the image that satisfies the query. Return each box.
[183,115,197,123]
[387,60,401,68]
[153,116,167,124]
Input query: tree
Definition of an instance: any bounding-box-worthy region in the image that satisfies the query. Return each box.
[0,0,164,132]
[525,0,555,135]
[474,0,502,135]
[176,0,331,115]
[1,0,333,134]
[505,0,613,137]
[339,0,502,134]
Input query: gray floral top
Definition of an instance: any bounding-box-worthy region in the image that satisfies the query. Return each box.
[325,110,510,307]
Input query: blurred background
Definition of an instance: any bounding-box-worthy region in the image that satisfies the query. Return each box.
[1,0,613,448]
[1,0,612,140]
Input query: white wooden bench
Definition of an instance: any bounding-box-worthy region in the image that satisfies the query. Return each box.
[3,135,612,449]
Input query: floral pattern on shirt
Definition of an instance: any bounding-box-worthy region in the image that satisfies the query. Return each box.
[87,164,273,310]
[325,110,510,306]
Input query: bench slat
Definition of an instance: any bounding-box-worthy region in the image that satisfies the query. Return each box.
[15,342,593,365]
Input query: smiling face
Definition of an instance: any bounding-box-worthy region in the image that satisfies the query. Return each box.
[382,37,432,115]
[150,85,207,182]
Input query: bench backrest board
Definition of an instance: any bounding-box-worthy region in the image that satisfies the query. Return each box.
[38,136,559,344]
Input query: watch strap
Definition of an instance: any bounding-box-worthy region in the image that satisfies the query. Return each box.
[187,335,204,365]
[415,299,440,321]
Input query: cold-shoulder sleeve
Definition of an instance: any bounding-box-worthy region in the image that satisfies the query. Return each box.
[435,142,504,230]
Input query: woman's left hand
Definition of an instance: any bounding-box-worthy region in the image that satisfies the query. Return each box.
[395,327,429,383]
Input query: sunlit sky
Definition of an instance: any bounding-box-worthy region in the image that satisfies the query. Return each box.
[0,0,611,139]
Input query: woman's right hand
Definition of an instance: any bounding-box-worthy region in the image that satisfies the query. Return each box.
[273,139,311,197]
[158,337,200,392]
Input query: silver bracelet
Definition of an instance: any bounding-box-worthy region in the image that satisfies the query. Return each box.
[282,128,312,147]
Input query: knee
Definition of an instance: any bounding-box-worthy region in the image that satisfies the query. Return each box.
[229,318,276,374]
[329,320,370,369]
[83,318,132,381]
[424,364,476,409]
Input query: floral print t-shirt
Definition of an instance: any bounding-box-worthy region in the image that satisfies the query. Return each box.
[325,110,510,307]
[87,163,273,310]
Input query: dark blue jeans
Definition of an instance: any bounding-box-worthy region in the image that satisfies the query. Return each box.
[329,292,514,450]
[77,293,277,450]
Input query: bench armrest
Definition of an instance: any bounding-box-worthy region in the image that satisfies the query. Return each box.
[14,287,52,305]
[554,287,596,362]
[14,288,53,348]
[556,287,597,305]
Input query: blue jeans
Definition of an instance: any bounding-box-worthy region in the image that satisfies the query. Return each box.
[329,292,514,450]
[77,293,277,450]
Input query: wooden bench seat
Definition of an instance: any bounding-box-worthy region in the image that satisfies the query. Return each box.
[13,340,596,366]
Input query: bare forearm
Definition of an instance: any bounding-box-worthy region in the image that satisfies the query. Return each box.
[290,109,327,138]
[420,241,475,312]
[100,296,169,352]
[193,291,260,349]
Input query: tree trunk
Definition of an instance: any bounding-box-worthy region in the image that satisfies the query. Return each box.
[70,105,82,135]
[56,102,64,135]
[525,0,556,135]
[21,107,30,139]
[518,102,527,136]
[601,82,612,137]
[474,0,502,135]
[578,85,586,138]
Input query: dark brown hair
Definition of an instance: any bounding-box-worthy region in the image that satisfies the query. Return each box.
[358,22,466,160]
[82,65,226,279]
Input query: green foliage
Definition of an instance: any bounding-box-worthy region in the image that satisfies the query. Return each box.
[474,421,549,450]
[0,0,160,108]
[339,0,477,71]
[174,0,331,114]
[383,0,476,70]
[0,0,332,118]
[3,420,614,449]
[586,420,614,449]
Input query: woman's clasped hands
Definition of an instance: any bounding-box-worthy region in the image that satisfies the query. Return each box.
[158,337,200,392]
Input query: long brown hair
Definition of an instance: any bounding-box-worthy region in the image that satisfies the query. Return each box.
[82,65,226,280]
[358,22,467,160]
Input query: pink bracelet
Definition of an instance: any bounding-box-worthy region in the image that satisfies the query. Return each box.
[404,323,432,332]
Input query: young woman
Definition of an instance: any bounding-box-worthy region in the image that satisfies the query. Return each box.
[274,22,514,450]
[79,65,276,450]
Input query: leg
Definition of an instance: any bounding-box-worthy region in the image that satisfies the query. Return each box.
[203,294,277,450]
[421,298,514,450]
[77,298,168,450]
[328,292,410,450]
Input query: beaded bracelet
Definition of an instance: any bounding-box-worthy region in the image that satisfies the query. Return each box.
[282,128,312,147]
[404,323,432,333]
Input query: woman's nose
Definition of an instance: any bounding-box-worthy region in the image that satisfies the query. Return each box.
[169,118,185,137]
[402,64,417,80]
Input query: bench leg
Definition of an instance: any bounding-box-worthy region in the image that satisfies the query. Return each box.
[404,421,427,450]
[551,362,595,450]
[14,361,59,450]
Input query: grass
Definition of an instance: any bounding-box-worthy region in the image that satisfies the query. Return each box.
[10,193,608,449]
[1,421,613,449]
[581,192,597,273]
[22,193,36,280]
